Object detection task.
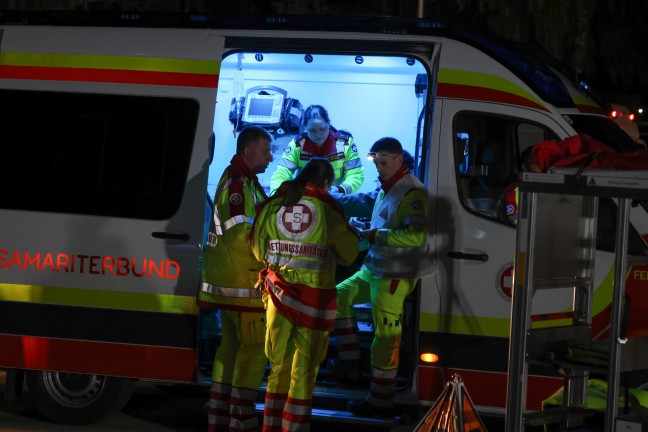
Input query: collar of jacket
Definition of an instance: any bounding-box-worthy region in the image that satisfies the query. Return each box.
[230,154,254,177]
[379,164,410,193]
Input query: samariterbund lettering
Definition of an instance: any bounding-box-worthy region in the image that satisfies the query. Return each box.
[0,250,180,279]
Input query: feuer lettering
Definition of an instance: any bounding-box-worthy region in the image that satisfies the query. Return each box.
[633,269,648,281]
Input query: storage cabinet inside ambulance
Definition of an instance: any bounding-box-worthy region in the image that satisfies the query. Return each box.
[202,51,432,397]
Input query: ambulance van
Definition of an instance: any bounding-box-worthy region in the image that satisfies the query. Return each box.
[1,11,647,426]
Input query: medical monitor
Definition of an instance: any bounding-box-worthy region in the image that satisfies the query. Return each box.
[242,86,286,125]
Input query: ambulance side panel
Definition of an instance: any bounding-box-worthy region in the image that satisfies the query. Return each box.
[0,26,224,382]
[417,37,648,412]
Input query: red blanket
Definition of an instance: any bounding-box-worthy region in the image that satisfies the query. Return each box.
[533,134,648,171]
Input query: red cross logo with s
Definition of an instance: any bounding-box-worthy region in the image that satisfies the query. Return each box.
[277,200,317,239]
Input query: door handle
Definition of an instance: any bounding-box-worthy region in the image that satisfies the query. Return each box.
[151,232,190,242]
[446,251,488,262]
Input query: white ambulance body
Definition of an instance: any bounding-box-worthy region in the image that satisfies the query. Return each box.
[0,13,646,426]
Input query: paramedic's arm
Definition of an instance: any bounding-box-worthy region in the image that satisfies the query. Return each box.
[330,189,377,218]
[330,208,360,266]
[338,137,365,194]
[363,189,429,247]
[220,180,259,256]
[270,142,299,195]
[249,205,269,264]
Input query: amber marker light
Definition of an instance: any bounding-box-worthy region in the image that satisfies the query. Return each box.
[420,352,439,363]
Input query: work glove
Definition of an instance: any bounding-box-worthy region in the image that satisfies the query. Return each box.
[329,185,345,194]
[360,228,377,244]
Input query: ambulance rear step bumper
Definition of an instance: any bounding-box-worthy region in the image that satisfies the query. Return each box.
[254,403,400,429]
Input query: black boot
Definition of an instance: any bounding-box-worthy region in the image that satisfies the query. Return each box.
[327,357,360,381]
[347,399,396,418]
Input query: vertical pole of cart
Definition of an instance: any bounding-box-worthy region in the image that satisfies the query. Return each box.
[505,190,536,432]
[604,197,630,432]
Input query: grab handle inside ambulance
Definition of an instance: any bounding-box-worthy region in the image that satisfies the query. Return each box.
[446,251,489,262]
[151,231,190,242]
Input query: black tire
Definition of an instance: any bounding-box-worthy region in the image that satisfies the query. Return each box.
[26,370,134,425]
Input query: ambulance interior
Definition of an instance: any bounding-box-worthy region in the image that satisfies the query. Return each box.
[201,51,429,390]
[208,52,429,198]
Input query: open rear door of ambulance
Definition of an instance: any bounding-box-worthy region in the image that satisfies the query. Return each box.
[0,23,224,423]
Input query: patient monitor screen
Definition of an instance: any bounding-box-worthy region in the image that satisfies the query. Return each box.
[243,93,284,124]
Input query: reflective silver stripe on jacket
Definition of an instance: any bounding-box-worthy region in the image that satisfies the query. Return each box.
[344,158,363,170]
[201,282,262,298]
[222,215,253,232]
[365,244,434,278]
[266,254,331,270]
[278,158,298,171]
[266,278,336,321]
[403,215,427,226]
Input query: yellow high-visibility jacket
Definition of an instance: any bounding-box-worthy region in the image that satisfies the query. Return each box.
[198,155,267,312]
[270,130,364,195]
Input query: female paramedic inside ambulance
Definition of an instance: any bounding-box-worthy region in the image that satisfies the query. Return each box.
[250,158,359,431]
[269,104,365,195]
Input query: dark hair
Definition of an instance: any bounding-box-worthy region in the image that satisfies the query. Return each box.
[519,146,537,171]
[370,137,403,154]
[402,150,414,170]
[302,105,331,127]
[280,158,334,206]
[236,126,272,155]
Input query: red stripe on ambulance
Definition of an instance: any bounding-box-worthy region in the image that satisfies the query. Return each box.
[437,82,548,111]
[0,65,218,88]
[417,366,562,410]
[0,334,196,382]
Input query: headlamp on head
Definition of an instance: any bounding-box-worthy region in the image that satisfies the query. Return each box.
[367,151,399,161]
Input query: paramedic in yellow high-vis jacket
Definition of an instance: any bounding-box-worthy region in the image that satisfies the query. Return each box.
[269,104,364,195]
[251,158,359,432]
[199,126,273,432]
[329,137,434,418]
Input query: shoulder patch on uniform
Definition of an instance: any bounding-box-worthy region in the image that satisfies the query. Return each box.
[412,199,423,210]
[283,146,292,155]
[351,143,358,154]
[230,193,243,205]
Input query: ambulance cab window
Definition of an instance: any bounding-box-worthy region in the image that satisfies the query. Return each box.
[453,112,558,223]
[0,89,198,219]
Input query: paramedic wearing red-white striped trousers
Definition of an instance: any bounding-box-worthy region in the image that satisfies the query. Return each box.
[199,126,273,432]
[250,158,359,432]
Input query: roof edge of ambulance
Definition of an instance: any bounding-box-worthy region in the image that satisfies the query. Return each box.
[0,10,608,111]
[0,10,449,33]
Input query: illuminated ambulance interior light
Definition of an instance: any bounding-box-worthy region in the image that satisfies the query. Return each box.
[420,352,439,363]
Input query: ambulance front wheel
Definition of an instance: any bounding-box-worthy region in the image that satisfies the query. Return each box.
[26,370,134,425]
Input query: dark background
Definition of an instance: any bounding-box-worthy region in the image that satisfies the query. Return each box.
[3,0,647,115]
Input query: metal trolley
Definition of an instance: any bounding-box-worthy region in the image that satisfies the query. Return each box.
[504,169,648,432]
